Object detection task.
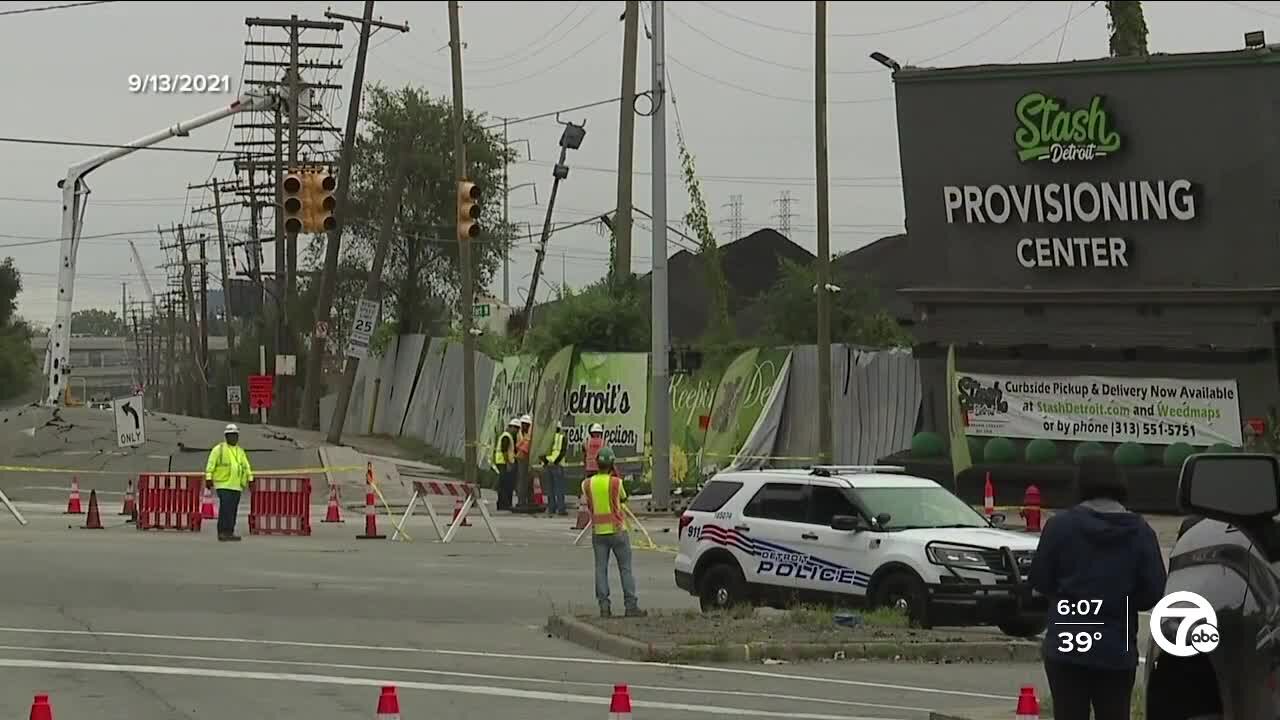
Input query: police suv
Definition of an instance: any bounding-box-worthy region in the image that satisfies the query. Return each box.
[674,466,1047,637]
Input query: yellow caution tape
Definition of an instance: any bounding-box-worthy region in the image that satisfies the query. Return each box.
[0,464,368,477]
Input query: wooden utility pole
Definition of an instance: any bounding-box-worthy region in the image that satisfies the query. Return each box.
[300,1,410,430]
[815,0,833,464]
[190,179,237,383]
[177,225,209,418]
[325,133,415,443]
[449,0,478,484]
[165,295,177,413]
[199,234,210,384]
[612,0,640,285]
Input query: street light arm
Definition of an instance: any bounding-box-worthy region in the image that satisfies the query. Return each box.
[44,89,284,406]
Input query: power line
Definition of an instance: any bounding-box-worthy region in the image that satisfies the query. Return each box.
[0,0,116,17]
[0,136,252,156]
[469,4,603,74]
[468,26,615,90]
[1056,1,1074,60]
[915,1,1036,64]
[1010,1,1099,60]
[666,53,892,105]
[692,1,990,38]
[0,194,193,206]
[521,158,901,184]
[480,96,622,131]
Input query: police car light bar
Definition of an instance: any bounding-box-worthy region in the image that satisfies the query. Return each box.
[810,465,906,475]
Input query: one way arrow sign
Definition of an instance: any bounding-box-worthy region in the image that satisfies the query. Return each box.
[113,394,146,448]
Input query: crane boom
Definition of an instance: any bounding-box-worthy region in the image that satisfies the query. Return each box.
[44,90,283,406]
[127,240,158,313]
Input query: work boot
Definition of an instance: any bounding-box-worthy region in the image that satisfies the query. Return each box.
[624,607,647,618]
[225,534,241,542]
[599,604,612,618]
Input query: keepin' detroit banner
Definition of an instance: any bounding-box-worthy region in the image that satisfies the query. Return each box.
[956,372,1243,447]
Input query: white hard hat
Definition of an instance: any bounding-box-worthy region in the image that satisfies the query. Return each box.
[508,418,520,427]
[520,414,532,424]
[224,423,239,434]
[589,423,603,434]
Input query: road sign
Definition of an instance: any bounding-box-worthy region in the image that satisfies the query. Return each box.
[227,385,242,405]
[474,303,490,319]
[275,354,297,376]
[248,374,274,410]
[113,394,146,448]
[231,403,241,417]
[346,298,379,359]
[315,320,328,339]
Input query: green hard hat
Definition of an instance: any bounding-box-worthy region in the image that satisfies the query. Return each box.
[596,447,616,466]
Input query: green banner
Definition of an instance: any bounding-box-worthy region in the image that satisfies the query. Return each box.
[563,352,648,466]
[479,354,540,467]
[530,345,574,460]
[702,348,790,470]
[666,367,722,485]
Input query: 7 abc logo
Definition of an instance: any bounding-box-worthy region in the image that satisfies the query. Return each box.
[1149,591,1220,657]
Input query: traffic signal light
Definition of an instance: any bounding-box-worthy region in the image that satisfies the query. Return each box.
[317,171,337,232]
[457,180,481,241]
[301,169,337,233]
[282,171,303,234]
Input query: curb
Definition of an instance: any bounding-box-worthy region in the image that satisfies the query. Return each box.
[545,615,1042,664]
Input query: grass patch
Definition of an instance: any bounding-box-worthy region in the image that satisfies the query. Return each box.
[391,436,498,489]
[785,604,910,629]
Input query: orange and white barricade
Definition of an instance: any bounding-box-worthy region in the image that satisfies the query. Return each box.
[249,477,312,536]
[392,479,500,543]
[136,473,204,532]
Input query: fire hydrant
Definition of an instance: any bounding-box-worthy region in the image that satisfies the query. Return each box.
[1020,484,1042,532]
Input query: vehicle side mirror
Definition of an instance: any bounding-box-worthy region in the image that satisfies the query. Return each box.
[831,515,864,532]
[989,512,1007,526]
[1179,452,1280,523]
[874,512,891,527]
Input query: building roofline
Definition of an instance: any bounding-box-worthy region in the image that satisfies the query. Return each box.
[892,45,1280,84]
[898,287,1280,304]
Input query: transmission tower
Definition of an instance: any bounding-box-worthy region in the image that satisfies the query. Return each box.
[722,194,743,241]
[773,190,797,237]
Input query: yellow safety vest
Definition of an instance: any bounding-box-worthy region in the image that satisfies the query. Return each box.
[205,442,253,492]
[582,472,627,535]
[494,431,514,466]
[547,432,565,464]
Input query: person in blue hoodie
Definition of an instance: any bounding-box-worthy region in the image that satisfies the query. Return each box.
[1028,454,1167,720]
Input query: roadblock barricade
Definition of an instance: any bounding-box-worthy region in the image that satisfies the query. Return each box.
[136,473,204,532]
[392,478,500,544]
[249,476,312,536]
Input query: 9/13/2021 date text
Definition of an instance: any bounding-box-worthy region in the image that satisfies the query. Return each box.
[128,74,232,94]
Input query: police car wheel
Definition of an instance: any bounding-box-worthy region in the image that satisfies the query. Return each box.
[698,563,747,613]
[870,570,930,628]
[997,616,1046,638]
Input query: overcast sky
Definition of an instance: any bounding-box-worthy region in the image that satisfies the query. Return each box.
[2,0,1276,325]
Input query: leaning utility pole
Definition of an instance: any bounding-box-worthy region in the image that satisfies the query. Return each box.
[449,0,479,484]
[814,0,834,463]
[299,1,410,430]
[612,0,640,285]
[325,134,415,443]
[190,179,238,381]
[199,234,210,387]
[176,225,208,417]
[649,0,671,510]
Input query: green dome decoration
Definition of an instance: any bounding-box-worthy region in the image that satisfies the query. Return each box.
[910,432,944,458]
[1162,442,1195,468]
[1206,442,1237,454]
[1114,442,1148,466]
[1073,441,1107,464]
[983,437,1018,463]
[967,436,985,459]
[1025,438,1058,464]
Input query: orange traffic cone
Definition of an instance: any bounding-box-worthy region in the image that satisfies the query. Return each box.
[452,497,472,527]
[1015,685,1040,719]
[375,685,400,720]
[323,484,343,523]
[983,472,995,517]
[532,476,546,509]
[28,694,53,720]
[608,684,633,720]
[119,479,136,517]
[65,476,82,515]
[357,488,384,539]
[82,490,103,530]
[200,486,217,520]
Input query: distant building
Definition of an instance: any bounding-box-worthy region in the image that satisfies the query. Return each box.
[29,335,229,401]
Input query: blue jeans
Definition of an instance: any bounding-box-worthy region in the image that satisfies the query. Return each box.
[546,464,566,513]
[216,489,241,536]
[592,531,639,611]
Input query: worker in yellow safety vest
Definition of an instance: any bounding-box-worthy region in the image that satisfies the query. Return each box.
[493,418,519,511]
[205,423,254,542]
[582,447,646,618]
[540,419,568,516]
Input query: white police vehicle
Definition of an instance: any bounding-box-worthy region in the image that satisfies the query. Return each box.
[674,466,1047,637]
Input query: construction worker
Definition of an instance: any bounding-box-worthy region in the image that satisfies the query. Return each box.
[582,447,645,618]
[205,424,253,542]
[516,413,534,508]
[494,418,519,511]
[583,422,606,476]
[541,419,568,516]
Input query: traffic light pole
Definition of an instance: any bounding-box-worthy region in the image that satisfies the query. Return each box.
[815,1,834,464]
[449,0,479,486]
[649,0,671,510]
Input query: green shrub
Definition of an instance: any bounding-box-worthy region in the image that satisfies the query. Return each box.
[967,436,985,459]
[983,437,1018,463]
[1206,442,1237,454]
[1072,441,1107,464]
[1114,442,1148,466]
[910,431,944,458]
[1025,438,1058,464]
[1162,442,1195,468]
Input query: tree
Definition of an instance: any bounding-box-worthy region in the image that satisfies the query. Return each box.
[0,258,35,402]
[756,257,911,348]
[0,258,20,329]
[333,84,515,336]
[522,278,650,363]
[1107,1,1149,57]
[70,308,128,336]
[676,127,732,345]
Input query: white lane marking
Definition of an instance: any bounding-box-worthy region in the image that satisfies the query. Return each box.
[0,658,901,720]
[0,645,934,715]
[0,626,1009,701]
